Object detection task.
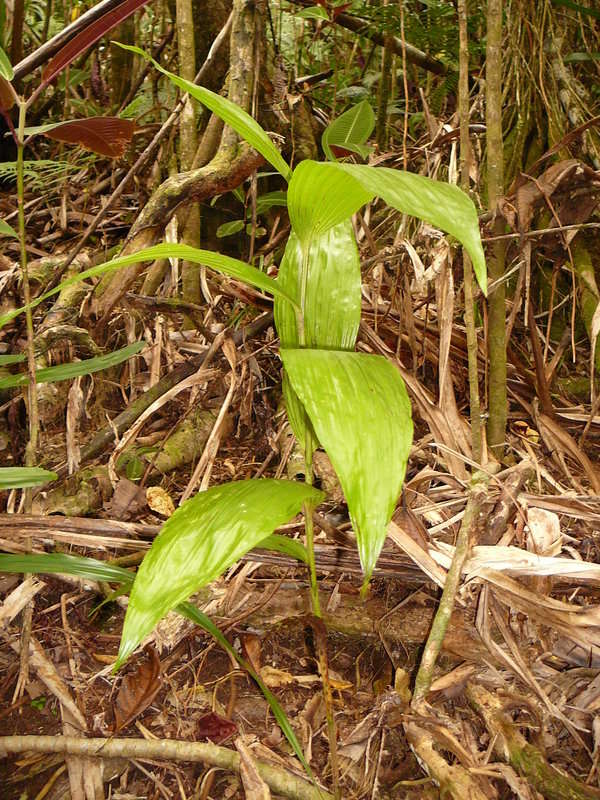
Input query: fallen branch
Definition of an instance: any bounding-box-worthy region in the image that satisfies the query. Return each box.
[0,735,332,800]
[466,683,600,800]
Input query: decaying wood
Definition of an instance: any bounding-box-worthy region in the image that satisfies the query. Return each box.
[0,735,333,800]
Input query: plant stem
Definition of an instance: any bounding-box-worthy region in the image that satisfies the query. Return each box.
[302,432,321,617]
[458,0,482,464]
[14,97,38,703]
[16,99,39,487]
[411,475,487,707]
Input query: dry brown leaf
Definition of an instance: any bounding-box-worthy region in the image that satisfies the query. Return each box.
[114,645,161,733]
[197,711,237,743]
[145,486,175,517]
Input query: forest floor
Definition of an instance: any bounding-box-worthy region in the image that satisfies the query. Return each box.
[2,165,600,800]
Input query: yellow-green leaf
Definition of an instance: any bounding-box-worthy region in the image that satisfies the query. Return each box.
[117,479,324,667]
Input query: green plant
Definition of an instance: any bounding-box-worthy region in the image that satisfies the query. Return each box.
[0,30,486,791]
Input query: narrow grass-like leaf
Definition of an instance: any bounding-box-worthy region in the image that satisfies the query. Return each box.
[322,100,375,161]
[0,467,58,489]
[117,479,323,667]
[281,349,413,586]
[0,245,298,331]
[0,219,18,238]
[84,244,299,309]
[0,553,134,585]
[116,43,292,181]
[0,353,26,365]
[0,342,145,390]
[178,603,315,781]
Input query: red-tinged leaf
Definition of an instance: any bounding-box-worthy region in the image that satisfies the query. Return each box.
[197,711,238,744]
[329,144,355,159]
[41,117,135,157]
[332,3,352,19]
[114,644,161,732]
[0,75,16,111]
[42,0,151,86]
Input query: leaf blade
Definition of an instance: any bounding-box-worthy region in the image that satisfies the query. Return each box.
[322,100,375,161]
[116,43,292,181]
[281,349,413,584]
[0,341,145,390]
[117,479,324,666]
[0,467,58,489]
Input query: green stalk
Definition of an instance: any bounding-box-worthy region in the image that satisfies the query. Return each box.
[302,430,320,617]
[16,98,39,483]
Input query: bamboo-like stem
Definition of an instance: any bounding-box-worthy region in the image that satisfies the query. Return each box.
[485,0,507,457]
[411,476,487,707]
[458,0,482,464]
[13,97,38,702]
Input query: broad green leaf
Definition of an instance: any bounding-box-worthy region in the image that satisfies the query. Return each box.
[0,244,299,331]
[287,160,371,244]
[274,222,361,350]
[322,100,375,161]
[0,342,145,390]
[259,533,307,564]
[0,553,133,584]
[116,44,292,181]
[216,219,245,238]
[274,222,361,449]
[0,467,58,489]
[117,479,324,666]
[287,160,487,294]
[296,5,329,20]
[0,46,13,80]
[0,219,18,238]
[281,349,413,586]
[340,164,487,294]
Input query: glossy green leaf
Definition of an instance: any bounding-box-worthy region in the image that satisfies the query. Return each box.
[287,160,371,245]
[83,244,299,309]
[0,219,18,238]
[274,221,361,448]
[0,46,13,80]
[0,341,145,390]
[259,533,307,564]
[117,479,324,667]
[287,160,487,294]
[340,164,487,295]
[322,100,375,161]
[0,553,134,584]
[0,467,58,489]
[281,349,412,586]
[116,43,292,181]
